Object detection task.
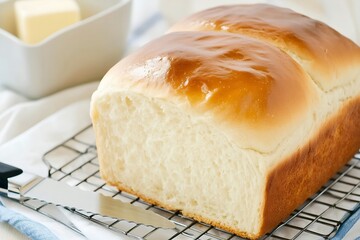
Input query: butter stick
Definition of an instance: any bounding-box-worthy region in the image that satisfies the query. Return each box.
[15,0,81,44]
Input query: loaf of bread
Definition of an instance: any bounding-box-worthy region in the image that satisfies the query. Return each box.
[90,4,360,239]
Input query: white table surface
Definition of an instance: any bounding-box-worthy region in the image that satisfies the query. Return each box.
[0,0,359,239]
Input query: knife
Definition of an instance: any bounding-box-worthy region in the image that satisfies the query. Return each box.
[0,162,175,229]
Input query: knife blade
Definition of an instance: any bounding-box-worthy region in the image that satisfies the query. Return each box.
[0,162,175,229]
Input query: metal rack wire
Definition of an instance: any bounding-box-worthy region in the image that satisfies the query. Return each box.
[22,125,360,239]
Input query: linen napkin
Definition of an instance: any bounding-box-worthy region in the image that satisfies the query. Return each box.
[0,199,58,240]
[332,207,360,240]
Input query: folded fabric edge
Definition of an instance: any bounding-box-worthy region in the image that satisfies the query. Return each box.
[0,198,59,240]
[331,205,360,240]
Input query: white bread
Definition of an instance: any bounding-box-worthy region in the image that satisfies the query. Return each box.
[90,4,360,239]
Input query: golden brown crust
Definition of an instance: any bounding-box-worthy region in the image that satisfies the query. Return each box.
[100,31,317,152]
[170,4,360,90]
[102,96,360,239]
[260,96,360,235]
[103,31,312,126]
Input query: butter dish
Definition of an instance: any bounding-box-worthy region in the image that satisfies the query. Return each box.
[0,0,131,99]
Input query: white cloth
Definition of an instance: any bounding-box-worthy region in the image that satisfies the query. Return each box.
[0,83,133,240]
[1,0,359,239]
[0,83,99,147]
[0,223,28,240]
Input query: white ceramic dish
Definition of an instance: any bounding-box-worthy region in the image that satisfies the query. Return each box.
[0,0,132,99]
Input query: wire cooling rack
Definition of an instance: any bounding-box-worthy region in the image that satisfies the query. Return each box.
[22,125,360,239]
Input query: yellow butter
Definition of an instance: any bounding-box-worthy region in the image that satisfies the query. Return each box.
[15,0,81,44]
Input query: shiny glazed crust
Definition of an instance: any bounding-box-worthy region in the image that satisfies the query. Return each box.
[170,4,360,91]
[98,31,318,152]
[100,32,314,123]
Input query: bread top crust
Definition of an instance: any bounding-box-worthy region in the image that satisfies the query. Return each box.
[170,4,360,91]
[98,31,317,152]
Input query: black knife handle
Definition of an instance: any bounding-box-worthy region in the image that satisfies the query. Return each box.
[0,162,23,189]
